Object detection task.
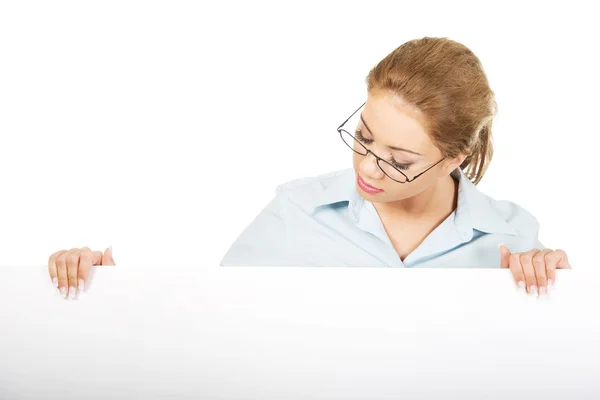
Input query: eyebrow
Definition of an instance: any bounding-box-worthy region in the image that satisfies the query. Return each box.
[359,114,423,156]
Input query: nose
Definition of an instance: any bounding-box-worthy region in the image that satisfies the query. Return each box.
[359,151,384,180]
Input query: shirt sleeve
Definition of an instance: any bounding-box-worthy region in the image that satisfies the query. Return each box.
[220,194,292,266]
[513,204,545,252]
[530,214,544,250]
[534,225,545,250]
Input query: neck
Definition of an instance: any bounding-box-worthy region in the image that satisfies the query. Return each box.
[373,174,458,221]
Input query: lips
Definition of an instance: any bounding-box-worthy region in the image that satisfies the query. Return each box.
[357,174,384,194]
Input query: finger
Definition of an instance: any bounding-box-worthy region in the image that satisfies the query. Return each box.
[499,244,511,269]
[48,250,67,288]
[66,250,83,299]
[546,249,571,270]
[509,253,529,294]
[56,249,76,298]
[532,249,552,296]
[77,248,103,293]
[545,249,570,286]
[507,251,526,292]
[102,246,116,266]
[519,251,538,296]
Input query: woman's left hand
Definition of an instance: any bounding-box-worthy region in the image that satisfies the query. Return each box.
[499,245,571,296]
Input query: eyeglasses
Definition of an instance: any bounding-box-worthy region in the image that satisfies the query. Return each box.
[337,102,445,183]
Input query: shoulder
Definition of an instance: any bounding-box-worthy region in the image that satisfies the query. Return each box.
[486,195,540,236]
[455,168,540,237]
[274,168,354,213]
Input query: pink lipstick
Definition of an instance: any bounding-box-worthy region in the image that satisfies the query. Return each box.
[357,175,384,194]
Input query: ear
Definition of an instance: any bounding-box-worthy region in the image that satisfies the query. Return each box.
[442,152,468,175]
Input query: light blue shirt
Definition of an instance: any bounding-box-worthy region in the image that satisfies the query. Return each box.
[220,168,543,267]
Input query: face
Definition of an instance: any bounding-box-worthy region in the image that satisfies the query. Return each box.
[351,89,465,204]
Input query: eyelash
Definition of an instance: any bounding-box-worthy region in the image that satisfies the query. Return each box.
[355,129,411,170]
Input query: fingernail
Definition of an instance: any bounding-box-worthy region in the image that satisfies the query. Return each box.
[52,277,58,287]
[548,279,554,287]
[517,281,526,292]
[68,286,76,299]
[78,279,85,293]
[529,285,538,296]
[539,286,547,296]
[498,243,504,249]
[60,287,67,298]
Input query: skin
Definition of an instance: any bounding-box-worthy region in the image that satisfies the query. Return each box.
[46,88,571,299]
[47,247,114,299]
[354,89,462,260]
[352,88,571,295]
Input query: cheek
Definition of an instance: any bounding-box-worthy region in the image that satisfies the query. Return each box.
[352,153,362,168]
[383,184,413,199]
[382,177,430,200]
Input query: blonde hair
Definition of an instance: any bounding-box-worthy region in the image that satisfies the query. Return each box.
[366,37,498,185]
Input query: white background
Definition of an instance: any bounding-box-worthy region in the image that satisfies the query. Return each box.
[1,3,599,398]
[0,0,598,268]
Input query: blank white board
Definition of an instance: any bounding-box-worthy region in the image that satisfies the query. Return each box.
[0,265,598,399]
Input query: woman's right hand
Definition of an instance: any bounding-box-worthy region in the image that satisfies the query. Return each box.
[47,247,115,299]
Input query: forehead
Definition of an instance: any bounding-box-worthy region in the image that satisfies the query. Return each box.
[361,91,433,152]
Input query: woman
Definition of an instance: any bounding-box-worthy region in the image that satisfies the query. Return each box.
[47,37,571,300]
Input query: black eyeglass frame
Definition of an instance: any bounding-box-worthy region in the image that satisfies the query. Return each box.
[337,102,445,183]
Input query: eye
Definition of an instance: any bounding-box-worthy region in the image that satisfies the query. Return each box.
[389,157,411,170]
[355,129,373,144]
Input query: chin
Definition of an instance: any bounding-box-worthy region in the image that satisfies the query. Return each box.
[358,189,410,203]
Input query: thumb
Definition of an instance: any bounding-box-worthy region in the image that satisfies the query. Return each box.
[102,246,116,266]
[499,244,511,269]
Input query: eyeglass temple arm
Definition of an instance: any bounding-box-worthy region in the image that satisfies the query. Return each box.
[408,158,446,181]
[337,102,367,131]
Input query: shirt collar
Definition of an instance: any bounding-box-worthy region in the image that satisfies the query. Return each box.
[451,168,518,235]
[303,168,518,236]
[304,169,357,214]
